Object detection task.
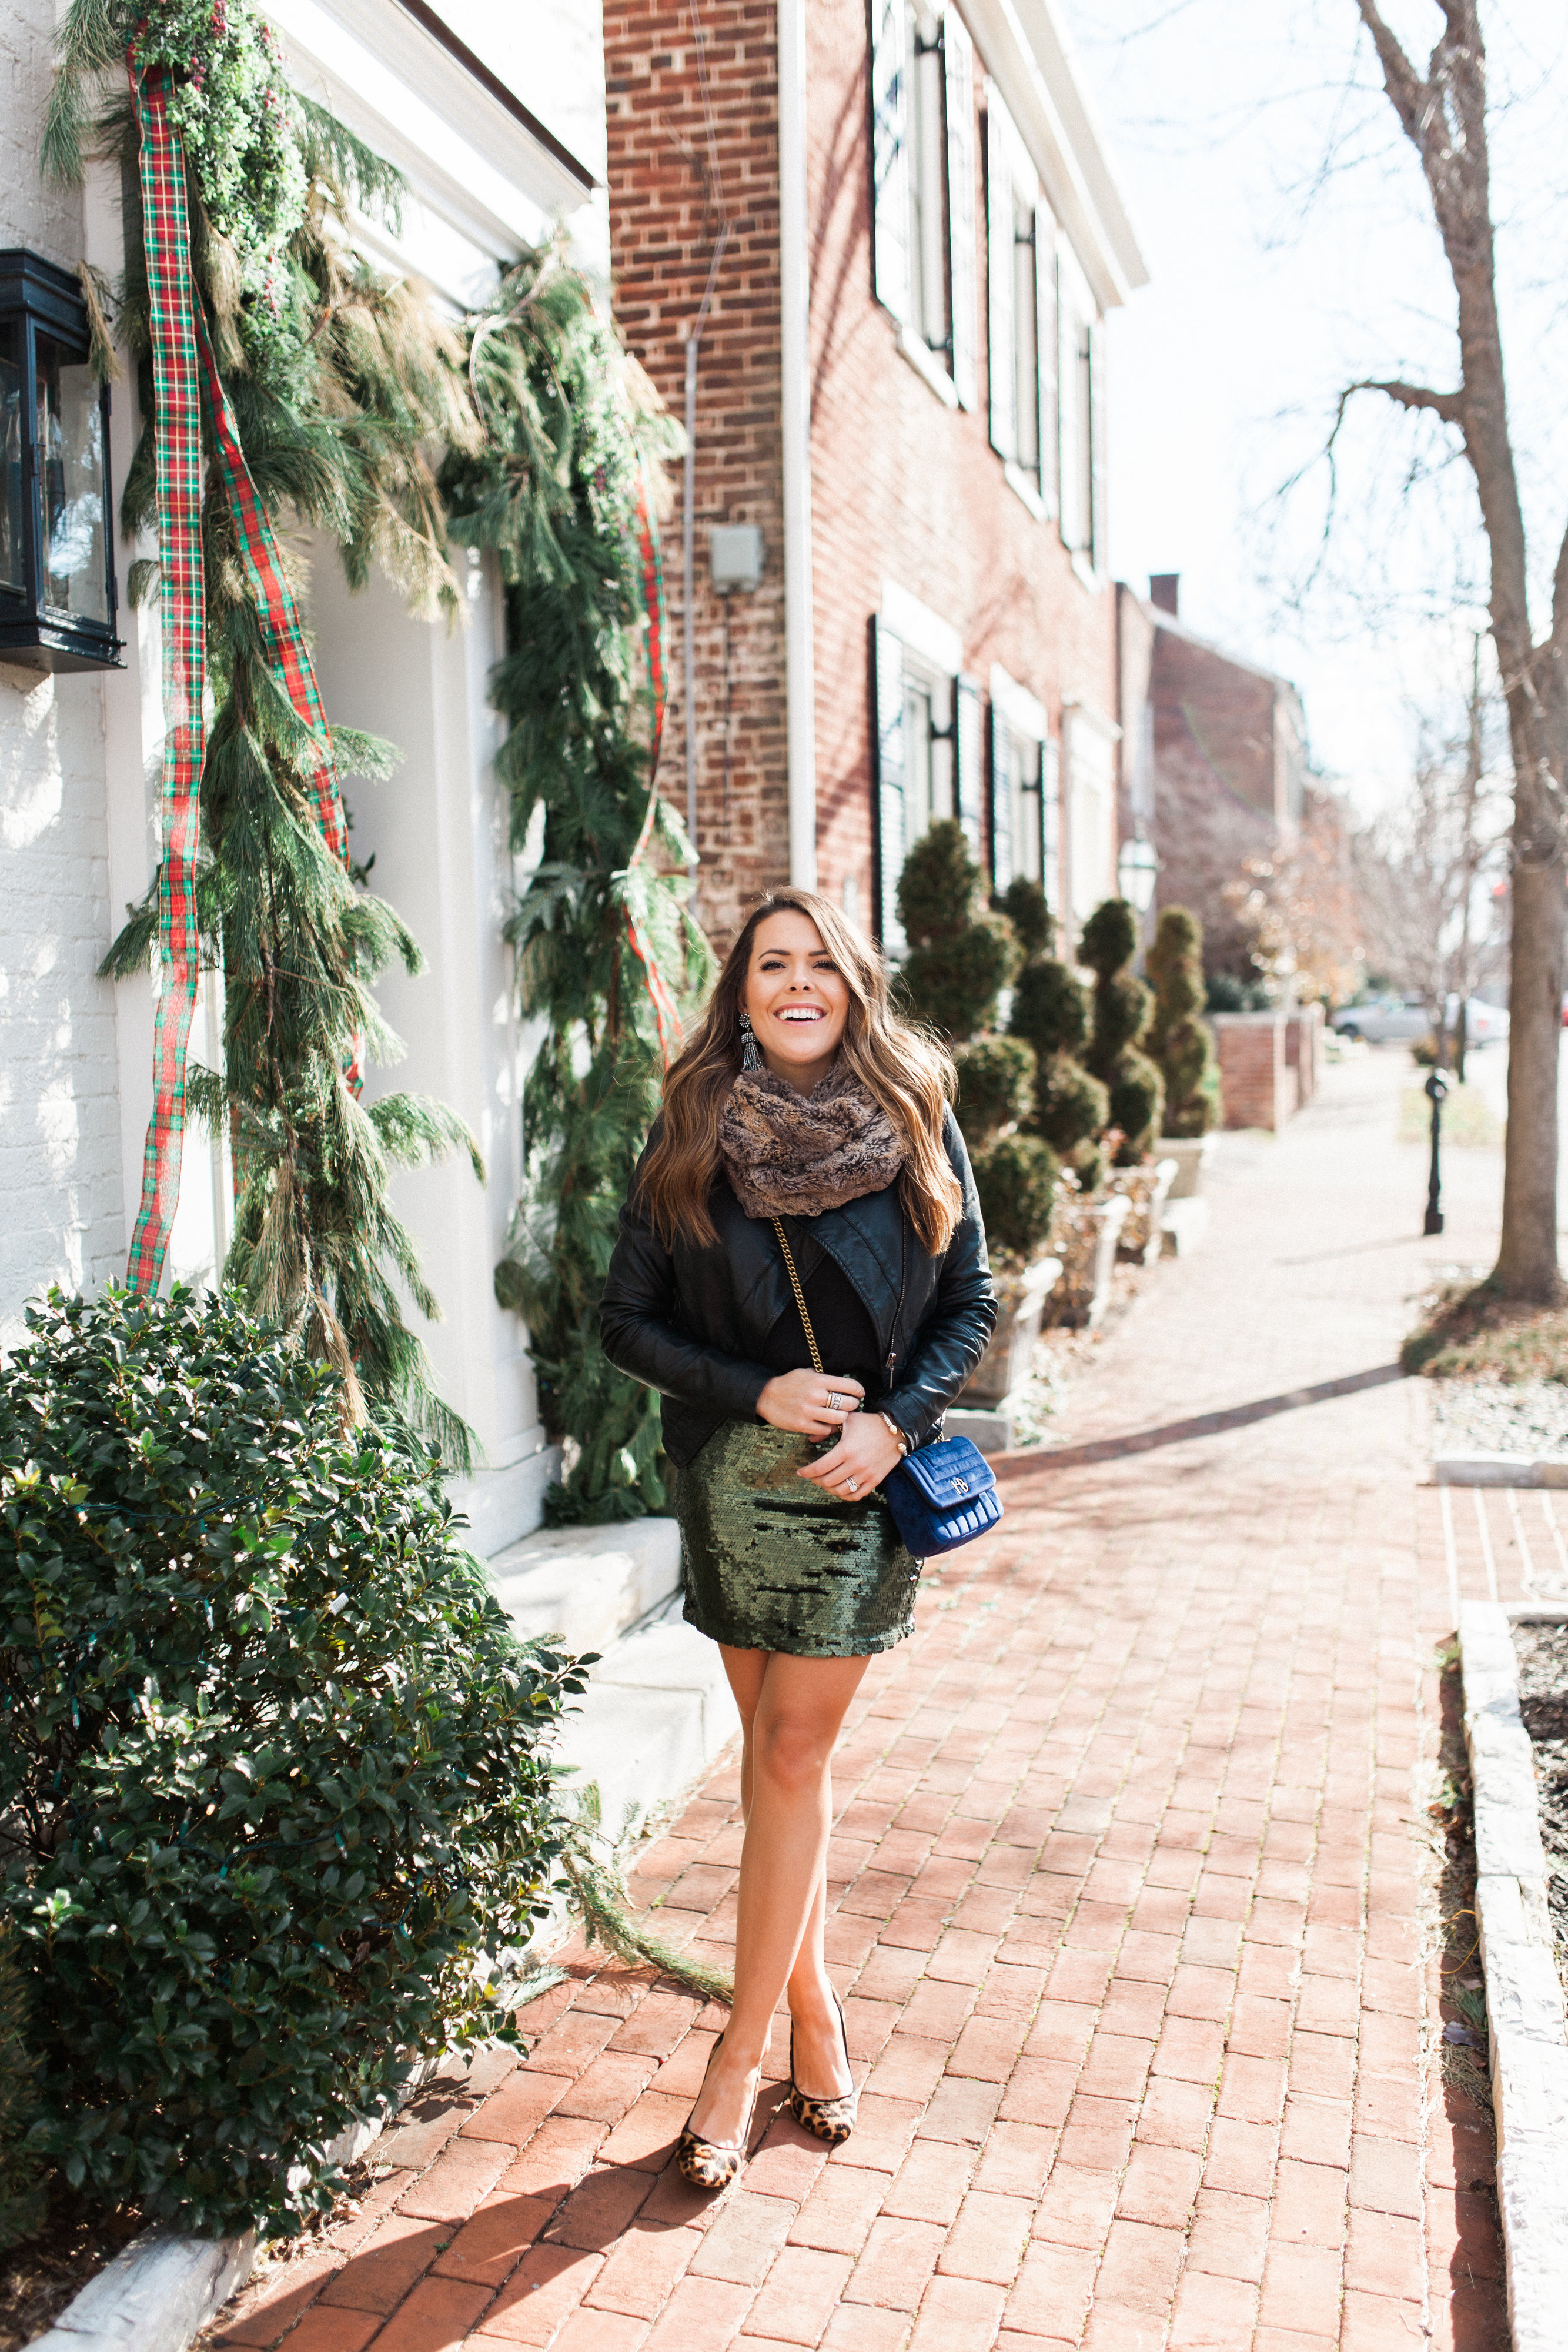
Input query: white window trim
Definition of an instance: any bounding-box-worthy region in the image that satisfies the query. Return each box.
[900,647,957,840]
[897,324,959,409]
[1061,691,1122,745]
[990,663,1048,744]
[1002,460,1047,520]
[881,579,964,679]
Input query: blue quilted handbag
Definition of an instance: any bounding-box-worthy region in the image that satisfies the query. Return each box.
[883,1433,1002,1560]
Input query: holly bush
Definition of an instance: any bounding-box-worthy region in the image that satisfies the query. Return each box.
[0,1287,581,2237]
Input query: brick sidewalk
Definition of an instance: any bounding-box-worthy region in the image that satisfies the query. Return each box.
[215,1053,1509,2352]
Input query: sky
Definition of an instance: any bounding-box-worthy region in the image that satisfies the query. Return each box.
[1058,0,1568,816]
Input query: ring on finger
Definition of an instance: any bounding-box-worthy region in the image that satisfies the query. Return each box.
[825,1391,849,1412]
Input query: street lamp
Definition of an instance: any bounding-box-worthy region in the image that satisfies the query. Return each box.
[1117,835,1159,914]
[0,249,122,674]
[1424,1067,1449,1235]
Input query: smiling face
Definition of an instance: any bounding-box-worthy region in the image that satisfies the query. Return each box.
[743,908,852,1091]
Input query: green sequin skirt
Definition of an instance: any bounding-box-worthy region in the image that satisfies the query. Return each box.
[674,1422,920,1658]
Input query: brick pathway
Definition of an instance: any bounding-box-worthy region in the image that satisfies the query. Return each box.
[215,1051,1511,2352]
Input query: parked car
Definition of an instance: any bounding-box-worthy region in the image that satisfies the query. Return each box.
[1330,993,1508,1046]
[1455,996,1509,1045]
[1330,994,1430,1044]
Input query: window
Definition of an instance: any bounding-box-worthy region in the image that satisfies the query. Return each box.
[989,667,1059,914]
[1064,706,1119,927]
[908,14,948,359]
[985,85,1057,514]
[870,1,978,408]
[872,599,983,949]
[1057,245,1105,565]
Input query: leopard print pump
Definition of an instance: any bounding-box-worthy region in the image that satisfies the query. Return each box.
[787,1986,858,2147]
[675,2034,758,2191]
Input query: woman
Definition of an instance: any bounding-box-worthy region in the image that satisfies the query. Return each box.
[599,889,995,2187]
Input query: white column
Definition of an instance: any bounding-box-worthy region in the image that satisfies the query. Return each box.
[306,543,556,1550]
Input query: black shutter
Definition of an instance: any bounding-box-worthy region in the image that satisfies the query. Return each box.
[989,701,1014,891]
[954,672,984,855]
[871,0,911,325]
[871,617,907,950]
[985,90,1015,461]
[1036,204,1059,519]
[944,9,978,410]
[1088,315,1107,571]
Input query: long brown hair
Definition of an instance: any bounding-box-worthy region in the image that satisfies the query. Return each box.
[639,889,963,1255]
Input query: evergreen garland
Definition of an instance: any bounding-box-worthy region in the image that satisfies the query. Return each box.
[49,6,486,1464]
[444,255,712,1524]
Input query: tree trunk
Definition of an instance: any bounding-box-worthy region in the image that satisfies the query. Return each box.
[1354,2,1564,1301]
[1495,853,1563,1294]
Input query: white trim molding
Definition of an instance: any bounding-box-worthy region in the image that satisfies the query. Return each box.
[990,663,1048,743]
[963,0,1147,312]
[779,0,818,890]
[880,580,964,680]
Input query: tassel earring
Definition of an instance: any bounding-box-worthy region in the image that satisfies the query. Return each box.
[738,1010,763,1071]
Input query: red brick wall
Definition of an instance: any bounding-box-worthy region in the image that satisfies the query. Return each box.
[603,0,791,949]
[804,0,1118,917]
[604,0,1120,948]
[1212,1012,1298,1132]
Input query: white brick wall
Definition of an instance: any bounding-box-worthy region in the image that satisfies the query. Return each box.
[0,0,128,1348]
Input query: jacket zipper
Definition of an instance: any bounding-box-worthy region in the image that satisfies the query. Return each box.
[885,1216,907,1389]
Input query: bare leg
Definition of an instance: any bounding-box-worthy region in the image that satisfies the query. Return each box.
[718,1649,844,2103]
[687,1648,868,2146]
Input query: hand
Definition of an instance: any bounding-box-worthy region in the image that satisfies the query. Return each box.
[797,1409,902,1500]
[757,1368,866,1439]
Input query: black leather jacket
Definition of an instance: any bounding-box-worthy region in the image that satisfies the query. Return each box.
[599,1110,997,1466]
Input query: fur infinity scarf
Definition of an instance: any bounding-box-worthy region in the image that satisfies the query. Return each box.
[718,1061,907,1221]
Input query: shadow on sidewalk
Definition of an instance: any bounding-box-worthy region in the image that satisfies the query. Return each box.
[994,1361,1407,1480]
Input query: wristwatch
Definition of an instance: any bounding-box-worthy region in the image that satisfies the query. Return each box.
[879,1412,911,1459]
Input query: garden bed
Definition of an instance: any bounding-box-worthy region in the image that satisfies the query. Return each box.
[1405,1273,1568,1383]
[1513,1622,1568,1992]
[0,2195,144,2352]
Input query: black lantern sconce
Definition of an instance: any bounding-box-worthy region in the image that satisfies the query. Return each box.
[1,249,122,674]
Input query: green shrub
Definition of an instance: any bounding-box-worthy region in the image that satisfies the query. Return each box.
[896,820,1018,1041]
[994,876,1054,961]
[972,1133,1061,1261]
[953,1036,1037,1151]
[0,1920,44,2254]
[1079,898,1165,1164]
[1007,912,1106,1190]
[1206,972,1271,1013]
[0,1287,581,2238]
[1146,907,1221,1138]
[1010,956,1089,1061]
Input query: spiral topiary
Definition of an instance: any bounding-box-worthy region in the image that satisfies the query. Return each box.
[1146,907,1221,1138]
[1005,881,1109,1192]
[1079,899,1165,1166]
[895,820,1018,1043]
[971,1131,1061,1261]
[951,1035,1037,1152]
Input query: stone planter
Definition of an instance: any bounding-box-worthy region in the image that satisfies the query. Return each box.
[1158,1132,1218,1200]
[959,1255,1062,1408]
[1106,1157,1179,1264]
[1046,1193,1131,1329]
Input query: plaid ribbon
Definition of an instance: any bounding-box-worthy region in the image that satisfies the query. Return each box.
[622,470,683,1067]
[125,65,352,1289]
[125,69,206,1292]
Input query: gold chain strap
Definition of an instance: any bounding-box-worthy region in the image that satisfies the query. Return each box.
[771,1218,824,1376]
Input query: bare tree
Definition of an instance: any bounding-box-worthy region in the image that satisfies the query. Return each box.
[1346,4,1566,1299]
[1351,639,1509,1071]
[1221,784,1363,1008]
